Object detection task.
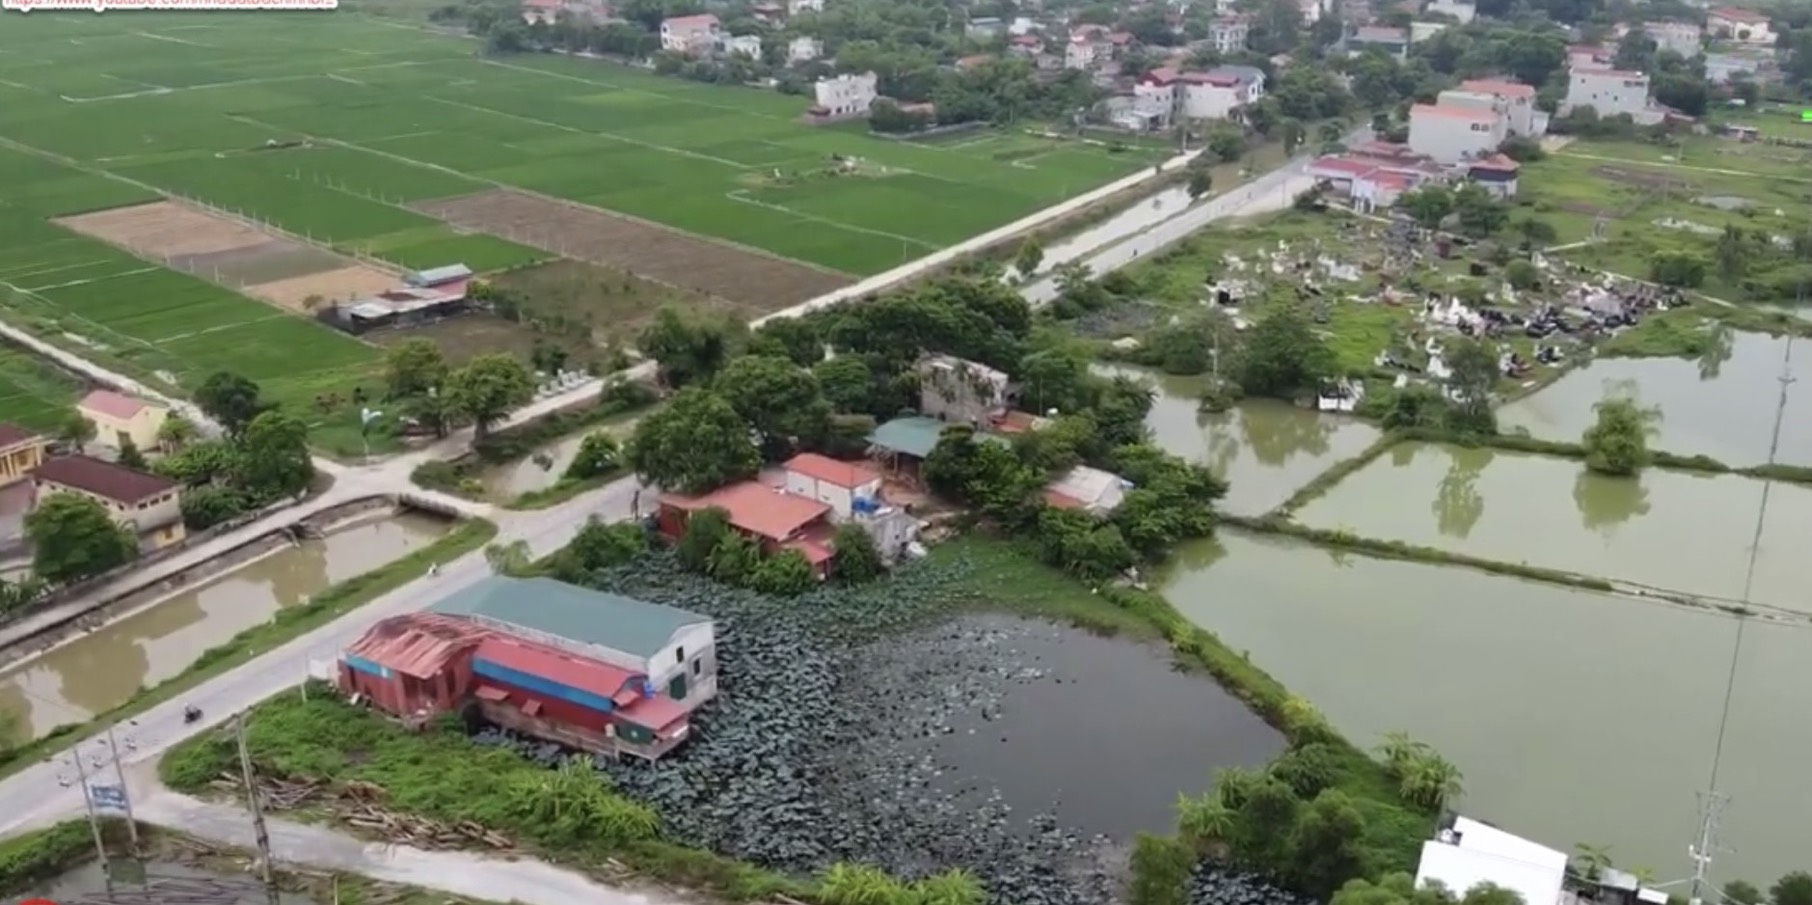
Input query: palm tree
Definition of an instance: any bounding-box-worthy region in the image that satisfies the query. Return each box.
[1399,752,1465,810]
[1175,792,1236,857]
[1570,843,1614,882]
[1375,730,1430,777]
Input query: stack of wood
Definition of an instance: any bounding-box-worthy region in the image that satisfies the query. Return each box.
[207,772,513,851]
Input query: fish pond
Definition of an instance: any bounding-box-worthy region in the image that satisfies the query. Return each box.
[477,552,1287,905]
[1497,331,1812,466]
[1161,529,1812,883]
[1292,442,1812,612]
[477,415,642,500]
[1095,364,1381,516]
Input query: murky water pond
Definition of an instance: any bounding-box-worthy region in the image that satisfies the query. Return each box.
[1095,364,1381,516]
[867,613,1284,840]
[1293,442,1812,611]
[30,860,313,905]
[0,512,450,738]
[1161,529,1811,882]
[1498,332,1812,466]
[478,416,641,500]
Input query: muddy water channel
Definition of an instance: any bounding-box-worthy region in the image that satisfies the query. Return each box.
[478,416,641,500]
[1498,332,1812,466]
[0,512,449,738]
[1293,442,1812,611]
[1162,530,1811,882]
[869,613,1284,840]
[1095,364,1381,515]
[31,861,314,905]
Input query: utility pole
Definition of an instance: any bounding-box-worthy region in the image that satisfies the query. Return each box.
[235,715,282,905]
[103,725,140,854]
[1686,790,1730,905]
[71,746,110,869]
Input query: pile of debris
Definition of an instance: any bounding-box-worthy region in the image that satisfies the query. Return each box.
[206,774,513,851]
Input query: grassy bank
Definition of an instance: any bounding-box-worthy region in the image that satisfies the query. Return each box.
[0,819,123,895]
[1266,434,1400,519]
[158,691,937,903]
[1602,302,1812,360]
[933,535,1432,877]
[0,517,498,779]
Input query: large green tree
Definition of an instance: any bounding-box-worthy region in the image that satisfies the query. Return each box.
[230,410,315,500]
[26,493,137,584]
[446,354,534,441]
[385,337,450,399]
[1237,304,1337,399]
[1442,337,1499,433]
[195,371,269,436]
[1582,394,1660,476]
[625,387,761,493]
[712,354,830,453]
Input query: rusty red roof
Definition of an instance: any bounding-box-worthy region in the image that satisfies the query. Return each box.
[1471,153,1520,171]
[35,455,176,504]
[661,481,830,542]
[784,453,880,489]
[476,635,640,698]
[1311,156,1381,178]
[347,613,487,678]
[79,389,151,420]
[0,424,43,450]
[1710,6,1767,23]
[618,692,690,732]
[1043,489,1086,510]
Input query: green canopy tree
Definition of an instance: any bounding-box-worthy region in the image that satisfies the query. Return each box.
[1237,304,1336,399]
[58,410,96,453]
[626,387,760,493]
[446,354,534,441]
[1582,394,1661,476]
[385,338,450,399]
[713,354,830,454]
[26,493,137,584]
[230,410,314,500]
[195,371,270,436]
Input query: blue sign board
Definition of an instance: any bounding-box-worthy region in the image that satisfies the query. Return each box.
[88,784,128,814]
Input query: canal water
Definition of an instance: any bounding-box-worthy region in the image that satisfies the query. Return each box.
[478,416,641,500]
[1095,364,1381,516]
[1293,442,1812,612]
[0,512,449,740]
[1161,530,1810,884]
[30,860,313,905]
[876,613,1284,840]
[1498,332,1812,466]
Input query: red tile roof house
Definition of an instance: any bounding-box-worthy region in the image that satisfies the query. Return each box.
[657,480,838,578]
[33,454,185,549]
[339,576,717,761]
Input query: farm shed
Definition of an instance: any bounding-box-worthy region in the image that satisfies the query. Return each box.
[338,577,718,760]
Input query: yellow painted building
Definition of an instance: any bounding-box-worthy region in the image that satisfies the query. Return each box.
[34,455,186,549]
[0,424,51,485]
[78,389,168,453]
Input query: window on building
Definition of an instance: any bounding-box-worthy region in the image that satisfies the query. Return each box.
[676,646,685,663]
[692,658,703,676]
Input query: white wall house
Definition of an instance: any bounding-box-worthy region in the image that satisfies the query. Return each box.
[1424,0,1475,22]
[1139,65,1266,123]
[1408,102,1505,164]
[1065,34,1104,70]
[1416,817,1568,905]
[918,354,1012,424]
[1562,67,1665,124]
[659,13,720,54]
[1207,16,1250,53]
[788,36,822,63]
[787,0,823,13]
[723,33,762,58]
[1638,19,1704,57]
[1457,78,1540,135]
[782,453,883,521]
[1707,6,1773,44]
[813,71,878,117]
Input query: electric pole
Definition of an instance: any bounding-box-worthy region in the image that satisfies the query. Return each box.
[235,715,282,905]
[71,745,109,868]
[103,724,140,854]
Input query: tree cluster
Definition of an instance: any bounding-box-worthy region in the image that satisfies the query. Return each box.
[133,372,316,534]
[1581,393,1659,476]
[382,339,536,443]
[1330,872,1525,905]
[673,507,821,596]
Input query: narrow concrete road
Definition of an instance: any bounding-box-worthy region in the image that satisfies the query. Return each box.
[136,786,693,905]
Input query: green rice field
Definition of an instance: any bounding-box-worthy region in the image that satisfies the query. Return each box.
[0,342,83,433]
[0,14,1159,276]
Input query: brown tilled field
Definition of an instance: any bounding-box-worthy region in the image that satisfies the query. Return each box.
[249,266,404,312]
[411,189,853,313]
[55,200,269,259]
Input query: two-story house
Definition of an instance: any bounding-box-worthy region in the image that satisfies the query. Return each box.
[33,454,185,549]
[788,36,823,64]
[1633,19,1704,57]
[1561,67,1666,125]
[1457,79,1541,136]
[1206,16,1250,53]
[723,34,762,58]
[918,354,1013,425]
[1707,6,1772,44]
[1408,102,1506,164]
[78,389,168,454]
[659,13,721,55]
[811,71,878,119]
[1137,65,1267,124]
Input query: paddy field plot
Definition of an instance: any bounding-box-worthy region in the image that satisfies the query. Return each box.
[0,13,1159,303]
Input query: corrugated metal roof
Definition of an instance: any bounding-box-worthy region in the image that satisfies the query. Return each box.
[36,455,176,504]
[869,415,1009,459]
[345,612,487,678]
[474,635,638,704]
[784,452,879,488]
[619,693,689,732]
[430,576,709,660]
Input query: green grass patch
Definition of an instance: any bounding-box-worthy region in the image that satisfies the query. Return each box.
[0,819,117,896]
[0,340,84,433]
[0,517,498,779]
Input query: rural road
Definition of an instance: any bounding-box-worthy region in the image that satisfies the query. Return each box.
[134,784,689,905]
[1020,127,1372,305]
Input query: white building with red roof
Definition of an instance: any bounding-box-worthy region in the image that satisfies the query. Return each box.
[1457,78,1541,136]
[1409,102,1505,164]
[660,13,721,55]
[782,453,882,521]
[1562,67,1666,125]
[1707,6,1773,44]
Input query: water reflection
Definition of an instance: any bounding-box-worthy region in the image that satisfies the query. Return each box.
[1499,331,1812,466]
[1091,363,1380,516]
[1294,443,1812,610]
[0,512,449,737]
[1160,529,1810,881]
[1432,445,1491,539]
[1576,472,1651,535]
